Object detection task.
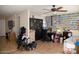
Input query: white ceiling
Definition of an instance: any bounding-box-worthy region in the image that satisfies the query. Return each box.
[0,5,79,16]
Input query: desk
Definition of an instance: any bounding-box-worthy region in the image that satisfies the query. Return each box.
[8,31,16,42]
[47,32,62,42]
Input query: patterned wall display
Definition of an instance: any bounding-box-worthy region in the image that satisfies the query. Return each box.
[51,13,79,30]
[8,20,15,30]
[45,16,52,28]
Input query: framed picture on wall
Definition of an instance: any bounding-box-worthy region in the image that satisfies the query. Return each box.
[8,20,15,31]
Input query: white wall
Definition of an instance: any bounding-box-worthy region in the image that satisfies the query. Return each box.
[30,11,44,19]
[18,11,30,37]
[0,17,5,36]
[6,10,30,37]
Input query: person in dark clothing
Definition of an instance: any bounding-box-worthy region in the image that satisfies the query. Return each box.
[6,32,9,40]
[63,31,69,40]
[17,34,23,49]
[17,27,27,49]
[17,27,37,50]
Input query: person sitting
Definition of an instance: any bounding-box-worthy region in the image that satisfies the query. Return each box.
[17,26,37,50]
[17,27,27,49]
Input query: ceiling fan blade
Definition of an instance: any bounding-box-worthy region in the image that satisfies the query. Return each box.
[57,10,67,12]
[52,5,55,7]
[43,11,52,14]
[57,7,63,10]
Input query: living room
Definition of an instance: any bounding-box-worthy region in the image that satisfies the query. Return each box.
[0,5,79,54]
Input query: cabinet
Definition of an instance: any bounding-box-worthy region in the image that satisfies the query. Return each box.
[8,31,16,41]
[30,18,43,30]
[29,18,43,40]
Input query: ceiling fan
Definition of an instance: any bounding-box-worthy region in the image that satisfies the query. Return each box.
[43,5,67,14]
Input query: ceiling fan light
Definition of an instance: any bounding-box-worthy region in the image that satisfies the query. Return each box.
[52,5,55,7]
